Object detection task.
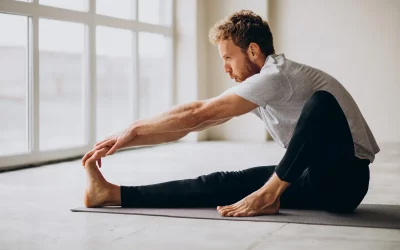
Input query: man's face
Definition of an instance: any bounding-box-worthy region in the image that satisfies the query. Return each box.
[218,39,260,83]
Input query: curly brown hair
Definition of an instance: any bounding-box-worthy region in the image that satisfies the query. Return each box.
[209,10,275,57]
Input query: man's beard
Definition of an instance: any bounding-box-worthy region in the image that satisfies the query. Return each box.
[236,55,260,82]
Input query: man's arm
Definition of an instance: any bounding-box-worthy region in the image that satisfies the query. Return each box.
[121,118,231,148]
[133,93,257,134]
[97,93,256,156]
[83,117,231,165]
[120,131,189,148]
[191,118,231,132]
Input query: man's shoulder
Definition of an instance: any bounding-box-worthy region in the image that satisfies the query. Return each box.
[244,67,287,89]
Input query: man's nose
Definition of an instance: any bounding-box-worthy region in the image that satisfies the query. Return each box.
[224,64,231,74]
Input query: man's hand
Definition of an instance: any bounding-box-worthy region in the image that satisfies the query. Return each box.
[81,146,111,168]
[95,126,138,156]
[82,126,137,166]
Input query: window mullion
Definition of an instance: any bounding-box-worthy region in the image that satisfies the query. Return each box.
[29,16,40,153]
[27,17,33,153]
[170,0,176,107]
[132,0,139,120]
[86,0,96,146]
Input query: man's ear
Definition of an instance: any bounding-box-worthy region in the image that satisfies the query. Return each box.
[248,42,261,59]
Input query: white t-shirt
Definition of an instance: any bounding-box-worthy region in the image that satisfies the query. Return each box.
[221,53,380,163]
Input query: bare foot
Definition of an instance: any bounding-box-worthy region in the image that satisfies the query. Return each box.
[84,159,121,208]
[217,173,289,217]
[217,190,281,217]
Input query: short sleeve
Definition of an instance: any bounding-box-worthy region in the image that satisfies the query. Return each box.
[229,71,292,107]
[218,87,234,97]
[219,88,261,119]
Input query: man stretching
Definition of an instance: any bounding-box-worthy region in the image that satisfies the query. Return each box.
[81,10,380,217]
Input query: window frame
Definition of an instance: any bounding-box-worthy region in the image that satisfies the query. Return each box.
[0,0,175,170]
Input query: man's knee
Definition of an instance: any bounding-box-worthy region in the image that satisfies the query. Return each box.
[305,90,340,114]
[310,90,337,105]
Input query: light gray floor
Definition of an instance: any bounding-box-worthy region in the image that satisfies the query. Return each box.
[1,141,399,250]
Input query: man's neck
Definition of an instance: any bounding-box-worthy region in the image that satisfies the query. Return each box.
[255,55,268,71]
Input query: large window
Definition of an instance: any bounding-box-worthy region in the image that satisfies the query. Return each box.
[96,26,134,141]
[39,19,85,150]
[0,0,174,169]
[0,14,28,156]
[138,32,172,118]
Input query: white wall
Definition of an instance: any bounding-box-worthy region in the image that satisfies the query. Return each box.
[204,0,269,141]
[268,0,400,142]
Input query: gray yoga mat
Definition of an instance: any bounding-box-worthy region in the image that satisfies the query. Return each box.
[71,204,400,229]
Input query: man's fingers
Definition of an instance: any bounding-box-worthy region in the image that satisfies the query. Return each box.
[82,150,95,166]
[95,136,113,146]
[95,138,110,147]
[96,148,109,157]
[89,137,116,167]
[95,139,106,147]
[92,151,103,159]
[82,152,90,164]
[106,146,116,156]
[82,146,112,167]
[95,139,116,150]
[81,154,86,165]
[106,141,122,156]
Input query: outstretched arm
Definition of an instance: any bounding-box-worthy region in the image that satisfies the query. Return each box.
[133,93,256,134]
[99,93,257,156]
[82,117,231,166]
[122,117,231,147]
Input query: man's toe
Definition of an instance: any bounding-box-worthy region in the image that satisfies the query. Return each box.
[227,208,240,216]
[220,206,232,213]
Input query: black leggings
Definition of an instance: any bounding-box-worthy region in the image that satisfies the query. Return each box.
[120,91,370,213]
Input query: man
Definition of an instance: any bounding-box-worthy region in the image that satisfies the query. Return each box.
[81,10,380,217]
